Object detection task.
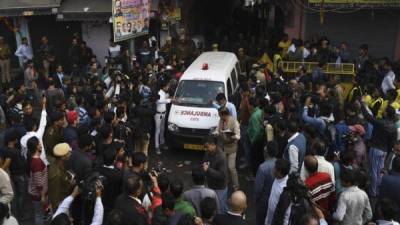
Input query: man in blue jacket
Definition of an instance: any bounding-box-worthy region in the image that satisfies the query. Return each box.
[254,141,278,225]
[380,156,400,214]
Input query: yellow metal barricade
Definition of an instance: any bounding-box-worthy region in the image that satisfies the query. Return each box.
[279,61,355,76]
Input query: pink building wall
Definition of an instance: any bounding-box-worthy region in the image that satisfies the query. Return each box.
[395,16,400,61]
[284,5,305,40]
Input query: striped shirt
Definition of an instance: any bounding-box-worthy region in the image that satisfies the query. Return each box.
[10,103,23,116]
[305,172,336,213]
[78,107,89,126]
[28,157,48,200]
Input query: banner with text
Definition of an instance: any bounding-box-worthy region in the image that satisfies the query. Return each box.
[113,0,150,42]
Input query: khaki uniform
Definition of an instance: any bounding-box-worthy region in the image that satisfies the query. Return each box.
[217,116,240,187]
[0,43,11,83]
[48,160,70,209]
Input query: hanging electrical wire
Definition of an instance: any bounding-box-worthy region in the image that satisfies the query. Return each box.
[289,0,365,14]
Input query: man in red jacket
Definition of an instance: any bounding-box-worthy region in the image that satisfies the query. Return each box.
[304,155,336,216]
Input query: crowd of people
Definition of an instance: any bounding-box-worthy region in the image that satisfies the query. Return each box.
[0,29,399,225]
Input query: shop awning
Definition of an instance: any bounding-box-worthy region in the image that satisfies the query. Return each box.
[57,0,111,21]
[0,0,61,17]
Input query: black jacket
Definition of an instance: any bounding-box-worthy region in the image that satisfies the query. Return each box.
[65,150,92,182]
[361,105,397,151]
[214,213,246,225]
[272,189,313,225]
[131,103,155,135]
[98,166,123,216]
[114,121,134,151]
[51,73,64,89]
[114,193,149,225]
[68,45,81,66]
[203,149,227,190]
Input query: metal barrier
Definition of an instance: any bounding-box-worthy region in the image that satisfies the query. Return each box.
[279,61,355,76]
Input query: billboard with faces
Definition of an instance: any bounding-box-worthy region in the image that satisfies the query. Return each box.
[113,0,150,42]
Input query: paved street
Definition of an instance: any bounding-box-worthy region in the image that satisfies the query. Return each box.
[149,147,256,225]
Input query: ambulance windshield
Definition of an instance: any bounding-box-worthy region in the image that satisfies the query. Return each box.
[174,80,225,107]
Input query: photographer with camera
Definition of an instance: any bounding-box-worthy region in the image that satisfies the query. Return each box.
[51,184,103,225]
[123,152,163,213]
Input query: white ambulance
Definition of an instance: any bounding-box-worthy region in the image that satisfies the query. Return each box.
[167,51,241,150]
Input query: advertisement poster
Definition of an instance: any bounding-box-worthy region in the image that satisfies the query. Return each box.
[113,0,151,42]
[158,0,181,30]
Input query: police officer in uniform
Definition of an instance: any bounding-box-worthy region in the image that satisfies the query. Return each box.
[154,81,172,155]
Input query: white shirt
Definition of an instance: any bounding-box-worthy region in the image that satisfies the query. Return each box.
[376,220,400,225]
[2,216,18,225]
[265,175,288,225]
[20,110,48,165]
[53,196,103,225]
[56,72,64,87]
[129,195,142,205]
[0,106,5,125]
[0,168,14,205]
[108,45,121,58]
[381,70,396,94]
[320,219,328,225]
[288,45,310,59]
[213,101,238,120]
[156,89,171,113]
[300,155,335,184]
[227,211,245,219]
[287,132,299,173]
[332,186,372,225]
[142,193,154,218]
[303,48,310,59]
[15,44,33,63]
[142,194,152,212]
[287,44,296,53]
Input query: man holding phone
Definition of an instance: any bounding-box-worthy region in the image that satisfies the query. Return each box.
[203,135,228,213]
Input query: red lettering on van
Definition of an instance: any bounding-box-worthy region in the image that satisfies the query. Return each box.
[181,111,211,117]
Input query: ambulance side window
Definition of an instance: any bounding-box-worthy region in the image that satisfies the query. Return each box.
[231,69,238,90]
[235,62,241,74]
[227,78,233,100]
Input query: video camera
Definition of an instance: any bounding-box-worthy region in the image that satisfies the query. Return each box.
[342,132,360,145]
[78,172,107,201]
[67,170,105,201]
